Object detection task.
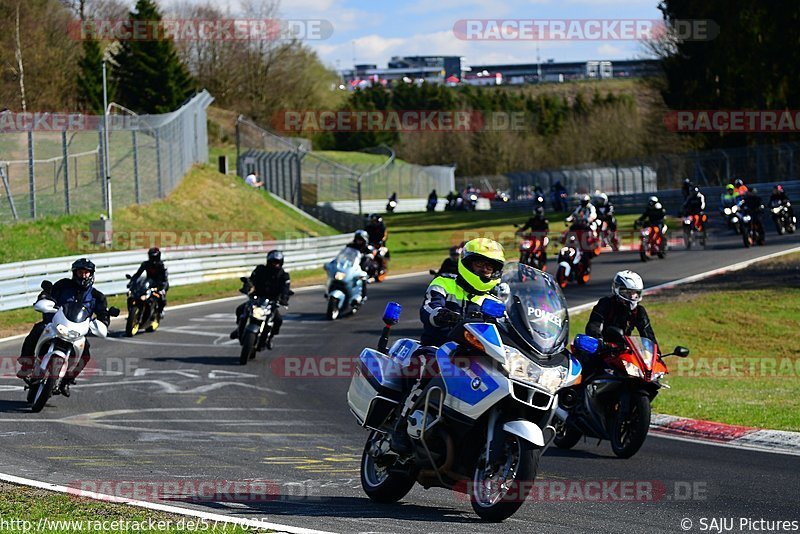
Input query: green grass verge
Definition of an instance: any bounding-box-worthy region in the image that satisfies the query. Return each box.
[0,165,336,263]
[0,483,258,533]
[569,253,800,431]
[311,150,403,166]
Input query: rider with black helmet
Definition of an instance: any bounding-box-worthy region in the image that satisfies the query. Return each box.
[129,247,169,319]
[230,250,291,349]
[517,205,550,237]
[17,259,110,393]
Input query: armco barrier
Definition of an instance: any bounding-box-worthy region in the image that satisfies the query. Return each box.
[0,234,351,312]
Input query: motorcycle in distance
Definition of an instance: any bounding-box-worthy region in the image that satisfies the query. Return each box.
[770,199,797,235]
[722,204,742,234]
[234,278,279,365]
[348,263,582,521]
[740,206,766,248]
[635,221,667,262]
[368,243,390,283]
[25,281,120,412]
[554,329,689,458]
[324,246,368,320]
[514,227,548,271]
[598,217,620,251]
[124,274,161,337]
[386,193,398,213]
[682,212,708,250]
[555,231,591,289]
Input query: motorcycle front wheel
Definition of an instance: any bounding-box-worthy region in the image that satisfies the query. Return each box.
[360,431,415,503]
[239,331,257,365]
[326,296,340,320]
[471,433,540,521]
[125,306,141,337]
[610,394,651,459]
[553,419,582,449]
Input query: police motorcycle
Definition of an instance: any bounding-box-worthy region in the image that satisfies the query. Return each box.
[324,246,368,320]
[347,263,582,521]
[26,281,120,413]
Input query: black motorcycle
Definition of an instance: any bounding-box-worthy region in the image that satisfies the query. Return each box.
[125,275,162,337]
[740,207,765,247]
[770,199,796,235]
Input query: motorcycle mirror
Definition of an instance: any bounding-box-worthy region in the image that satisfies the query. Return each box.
[109,306,121,317]
[40,280,53,292]
[239,276,248,282]
[665,346,690,358]
[125,274,132,279]
[429,269,437,275]
[574,334,600,354]
[382,302,402,326]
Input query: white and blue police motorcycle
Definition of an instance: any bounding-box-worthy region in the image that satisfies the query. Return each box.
[347,263,582,521]
[324,247,368,320]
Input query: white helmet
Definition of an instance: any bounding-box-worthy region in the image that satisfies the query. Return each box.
[612,270,644,310]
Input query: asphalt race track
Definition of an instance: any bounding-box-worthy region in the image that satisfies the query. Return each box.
[1,221,799,533]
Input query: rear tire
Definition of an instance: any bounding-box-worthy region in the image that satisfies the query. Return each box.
[639,242,647,262]
[610,394,651,459]
[683,228,691,250]
[326,296,340,320]
[239,331,256,365]
[743,231,751,248]
[556,266,567,289]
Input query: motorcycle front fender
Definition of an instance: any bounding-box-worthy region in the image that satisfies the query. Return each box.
[39,351,68,378]
[329,289,346,307]
[503,420,545,447]
[559,261,571,277]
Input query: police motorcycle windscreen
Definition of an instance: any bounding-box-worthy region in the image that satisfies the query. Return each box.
[498,262,569,356]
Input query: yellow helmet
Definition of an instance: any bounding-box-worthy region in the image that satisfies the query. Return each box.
[458,238,505,294]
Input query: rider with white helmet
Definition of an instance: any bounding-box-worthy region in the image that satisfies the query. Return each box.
[585,270,657,345]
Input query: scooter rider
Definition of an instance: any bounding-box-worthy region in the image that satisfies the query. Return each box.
[16,259,110,395]
[129,247,169,319]
[582,270,657,376]
[346,230,374,299]
[230,250,291,349]
[391,238,506,454]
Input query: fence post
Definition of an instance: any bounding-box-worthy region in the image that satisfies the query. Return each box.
[99,129,107,211]
[27,131,36,219]
[62,131,70,215]
[293,153,301,206]
[155,132,163,198]
[132,130,140,204]
[1,165,18,220]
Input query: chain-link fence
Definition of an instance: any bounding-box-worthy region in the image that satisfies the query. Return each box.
[235,117,455,208]
[504,142,800,199]
[0,91,213,223]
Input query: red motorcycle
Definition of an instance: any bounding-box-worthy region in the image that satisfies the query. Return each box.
[635,221,666,262]
[517,233,548,271]
[555,329,689,458]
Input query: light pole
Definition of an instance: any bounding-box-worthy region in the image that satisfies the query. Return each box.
[102,59,112,220]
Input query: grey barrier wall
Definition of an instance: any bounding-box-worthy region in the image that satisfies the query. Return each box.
[0,234,351,312]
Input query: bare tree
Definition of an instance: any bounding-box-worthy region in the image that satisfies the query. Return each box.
[14,2,26,111]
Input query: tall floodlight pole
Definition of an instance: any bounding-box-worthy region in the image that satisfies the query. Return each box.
[102,59,112,219]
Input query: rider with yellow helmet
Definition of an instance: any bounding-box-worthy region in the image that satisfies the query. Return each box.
[420,238,505,346]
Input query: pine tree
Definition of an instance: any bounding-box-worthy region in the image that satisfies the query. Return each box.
[112,0,194,113]
[76,38,105,114]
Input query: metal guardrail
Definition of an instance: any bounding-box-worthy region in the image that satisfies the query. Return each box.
[0,234,351,311]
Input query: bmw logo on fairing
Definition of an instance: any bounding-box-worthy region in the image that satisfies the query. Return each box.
[471,377,482,390]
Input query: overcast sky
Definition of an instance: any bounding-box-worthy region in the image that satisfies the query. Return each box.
[158,0,663,69]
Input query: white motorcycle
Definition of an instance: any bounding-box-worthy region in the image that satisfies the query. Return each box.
[26,282,119,412]
[348,263,582,521]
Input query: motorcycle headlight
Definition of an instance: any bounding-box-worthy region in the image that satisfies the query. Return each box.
[731,205,738,213]
[642,227,650,235]
[251,306,268,320]
[503,348,565,393]
[56,324,82,340]
[723,207,731,215]
[743,215,751,222]
[334,271,346,281]
[683,217,692,224]
[772,207,781,213]
[140,294,148,301]
[621,360,644,378]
